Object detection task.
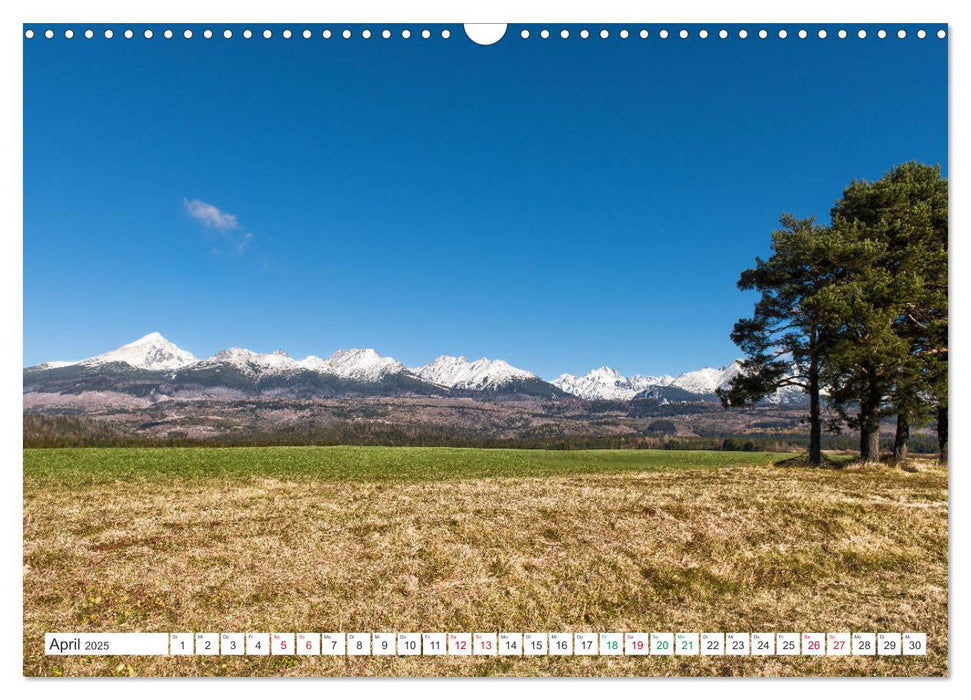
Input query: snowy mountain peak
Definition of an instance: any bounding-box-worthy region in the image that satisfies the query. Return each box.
[74,332,198,371]
[630,374,675,385]
[668,361,743,395]
[202,347,299,375]
[318,348,406,381]
[588,366,625,382]
[296,355,328,371]
[412,354,536,390]
[551,365,666,401]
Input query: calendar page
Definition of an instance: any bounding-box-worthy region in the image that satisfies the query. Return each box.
[21,13,948,679]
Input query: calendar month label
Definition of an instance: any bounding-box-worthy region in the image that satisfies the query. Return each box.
[44,633,170,656]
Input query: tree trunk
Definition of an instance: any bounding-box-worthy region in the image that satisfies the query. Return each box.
[892,413,910,464]
[859,368,881,463]
[937,403,948,464]
[808,351,822,466]
[860,420,880,463]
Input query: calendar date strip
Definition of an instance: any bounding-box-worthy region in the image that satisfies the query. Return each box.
[45,631,928,657]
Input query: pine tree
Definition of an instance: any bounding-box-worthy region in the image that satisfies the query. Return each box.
[719,215,837,465]
[824,163,947,463]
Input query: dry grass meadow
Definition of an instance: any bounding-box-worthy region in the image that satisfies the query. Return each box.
[23,446,948,677]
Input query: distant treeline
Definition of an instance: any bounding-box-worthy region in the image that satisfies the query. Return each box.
[23,414,937,453]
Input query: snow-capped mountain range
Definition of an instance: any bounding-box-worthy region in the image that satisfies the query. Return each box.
[551,363,751,400]
[27,332,805,403]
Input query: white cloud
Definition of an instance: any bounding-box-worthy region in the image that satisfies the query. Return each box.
[183,198,239,231]
[236,232,254,254]
[183,198,255,255]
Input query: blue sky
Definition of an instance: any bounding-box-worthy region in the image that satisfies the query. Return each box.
[23,24,947,378]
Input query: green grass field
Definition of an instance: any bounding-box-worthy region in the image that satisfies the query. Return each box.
[24,445,783,484]
[23,446,948,677]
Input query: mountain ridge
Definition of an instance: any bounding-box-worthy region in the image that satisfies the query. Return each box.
[25,332,807,404]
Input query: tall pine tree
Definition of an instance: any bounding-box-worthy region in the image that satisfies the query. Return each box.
[823,163,947,463]
[719,215,837,465]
